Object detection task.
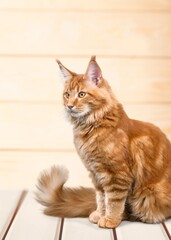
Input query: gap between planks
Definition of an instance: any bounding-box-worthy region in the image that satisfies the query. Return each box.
[113,228,118,240]
[162,222,171,240]
[58,218,64,240]
[1,192,171,240]
[1,8,171,13]
[53,218,171,240]
[0,148,74,153]
[2,191,27,240]
[0,101,171,105]
[0,54,171,59]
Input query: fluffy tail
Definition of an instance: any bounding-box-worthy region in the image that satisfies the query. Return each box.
[35,165,96,217]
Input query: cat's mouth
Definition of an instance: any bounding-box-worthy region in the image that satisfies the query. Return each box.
[65,107,80,116]
[66,107,90,117]
[69,109,79,116]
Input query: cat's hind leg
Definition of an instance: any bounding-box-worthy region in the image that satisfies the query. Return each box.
[130,184,171,223]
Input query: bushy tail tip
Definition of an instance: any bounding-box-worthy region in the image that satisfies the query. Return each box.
[35,165,96,217]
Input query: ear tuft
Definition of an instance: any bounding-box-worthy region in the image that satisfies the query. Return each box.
[90,55,96,61]
[85,56,102,86]
[56,59,61,65]
[56,59,73,82]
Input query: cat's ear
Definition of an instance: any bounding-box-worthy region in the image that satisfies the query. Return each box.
[56,59,73,82]
[85,56,102,86]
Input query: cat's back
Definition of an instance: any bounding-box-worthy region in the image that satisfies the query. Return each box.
[128,118,170,147]
[128,118,171,179]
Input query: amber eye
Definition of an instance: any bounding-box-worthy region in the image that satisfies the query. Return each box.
[64,92,70,99]
[78,91,86,98]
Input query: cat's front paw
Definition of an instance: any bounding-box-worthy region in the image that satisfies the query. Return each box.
[89,210,101,224]
[98,216,121,229]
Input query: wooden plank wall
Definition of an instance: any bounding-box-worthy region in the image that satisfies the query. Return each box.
[0,0,171,189]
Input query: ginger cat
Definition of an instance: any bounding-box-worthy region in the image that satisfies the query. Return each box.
[36,56,171,228]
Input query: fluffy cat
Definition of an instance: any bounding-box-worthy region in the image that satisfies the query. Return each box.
[36,56,171,228]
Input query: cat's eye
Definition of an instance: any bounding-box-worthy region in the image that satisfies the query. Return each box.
[78,91,86,98]
[64,92,70,99]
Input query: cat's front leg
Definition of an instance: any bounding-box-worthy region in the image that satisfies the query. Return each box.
[89,190,105,223]
[98,187,128,228]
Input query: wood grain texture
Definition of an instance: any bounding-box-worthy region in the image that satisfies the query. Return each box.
[0,191,22,239]
[116,221,168,240]
[5,192,61,240]
[0,0,171,192]
[0,191,170,240]
[0,57,171,103]
[0,12,171,56]
[0,0,171,10]
[0,151,91,189]
[0,103,170,150]
[62,218,113,240]
[0,103,73,149]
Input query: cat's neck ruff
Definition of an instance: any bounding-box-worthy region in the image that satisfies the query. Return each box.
[68,100,125,131]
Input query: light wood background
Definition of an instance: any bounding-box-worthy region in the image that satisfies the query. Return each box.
[0,0,171,189]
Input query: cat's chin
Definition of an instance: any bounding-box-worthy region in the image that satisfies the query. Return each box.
[70,111,89,118]
[66,109,90,118]
[65,107,90,118]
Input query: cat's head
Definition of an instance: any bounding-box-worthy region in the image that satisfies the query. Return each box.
[57,56,116,120]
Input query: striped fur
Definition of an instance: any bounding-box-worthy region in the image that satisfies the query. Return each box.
[36,56,171,228]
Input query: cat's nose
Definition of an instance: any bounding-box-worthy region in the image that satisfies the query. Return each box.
[67,105,74,109]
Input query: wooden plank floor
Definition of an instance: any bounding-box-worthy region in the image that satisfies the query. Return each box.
[0,191,171,240]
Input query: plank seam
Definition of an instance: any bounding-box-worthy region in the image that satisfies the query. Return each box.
[0,148,75,153]
[162,222,171,240]
[0,101,171,105]
[0,54,171,59]
[0,101,171,107]
[2,190,27,240]
[0,8,171,13]
[58,218,64,240]
[113,228,118,240]
[0,100,59,105]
